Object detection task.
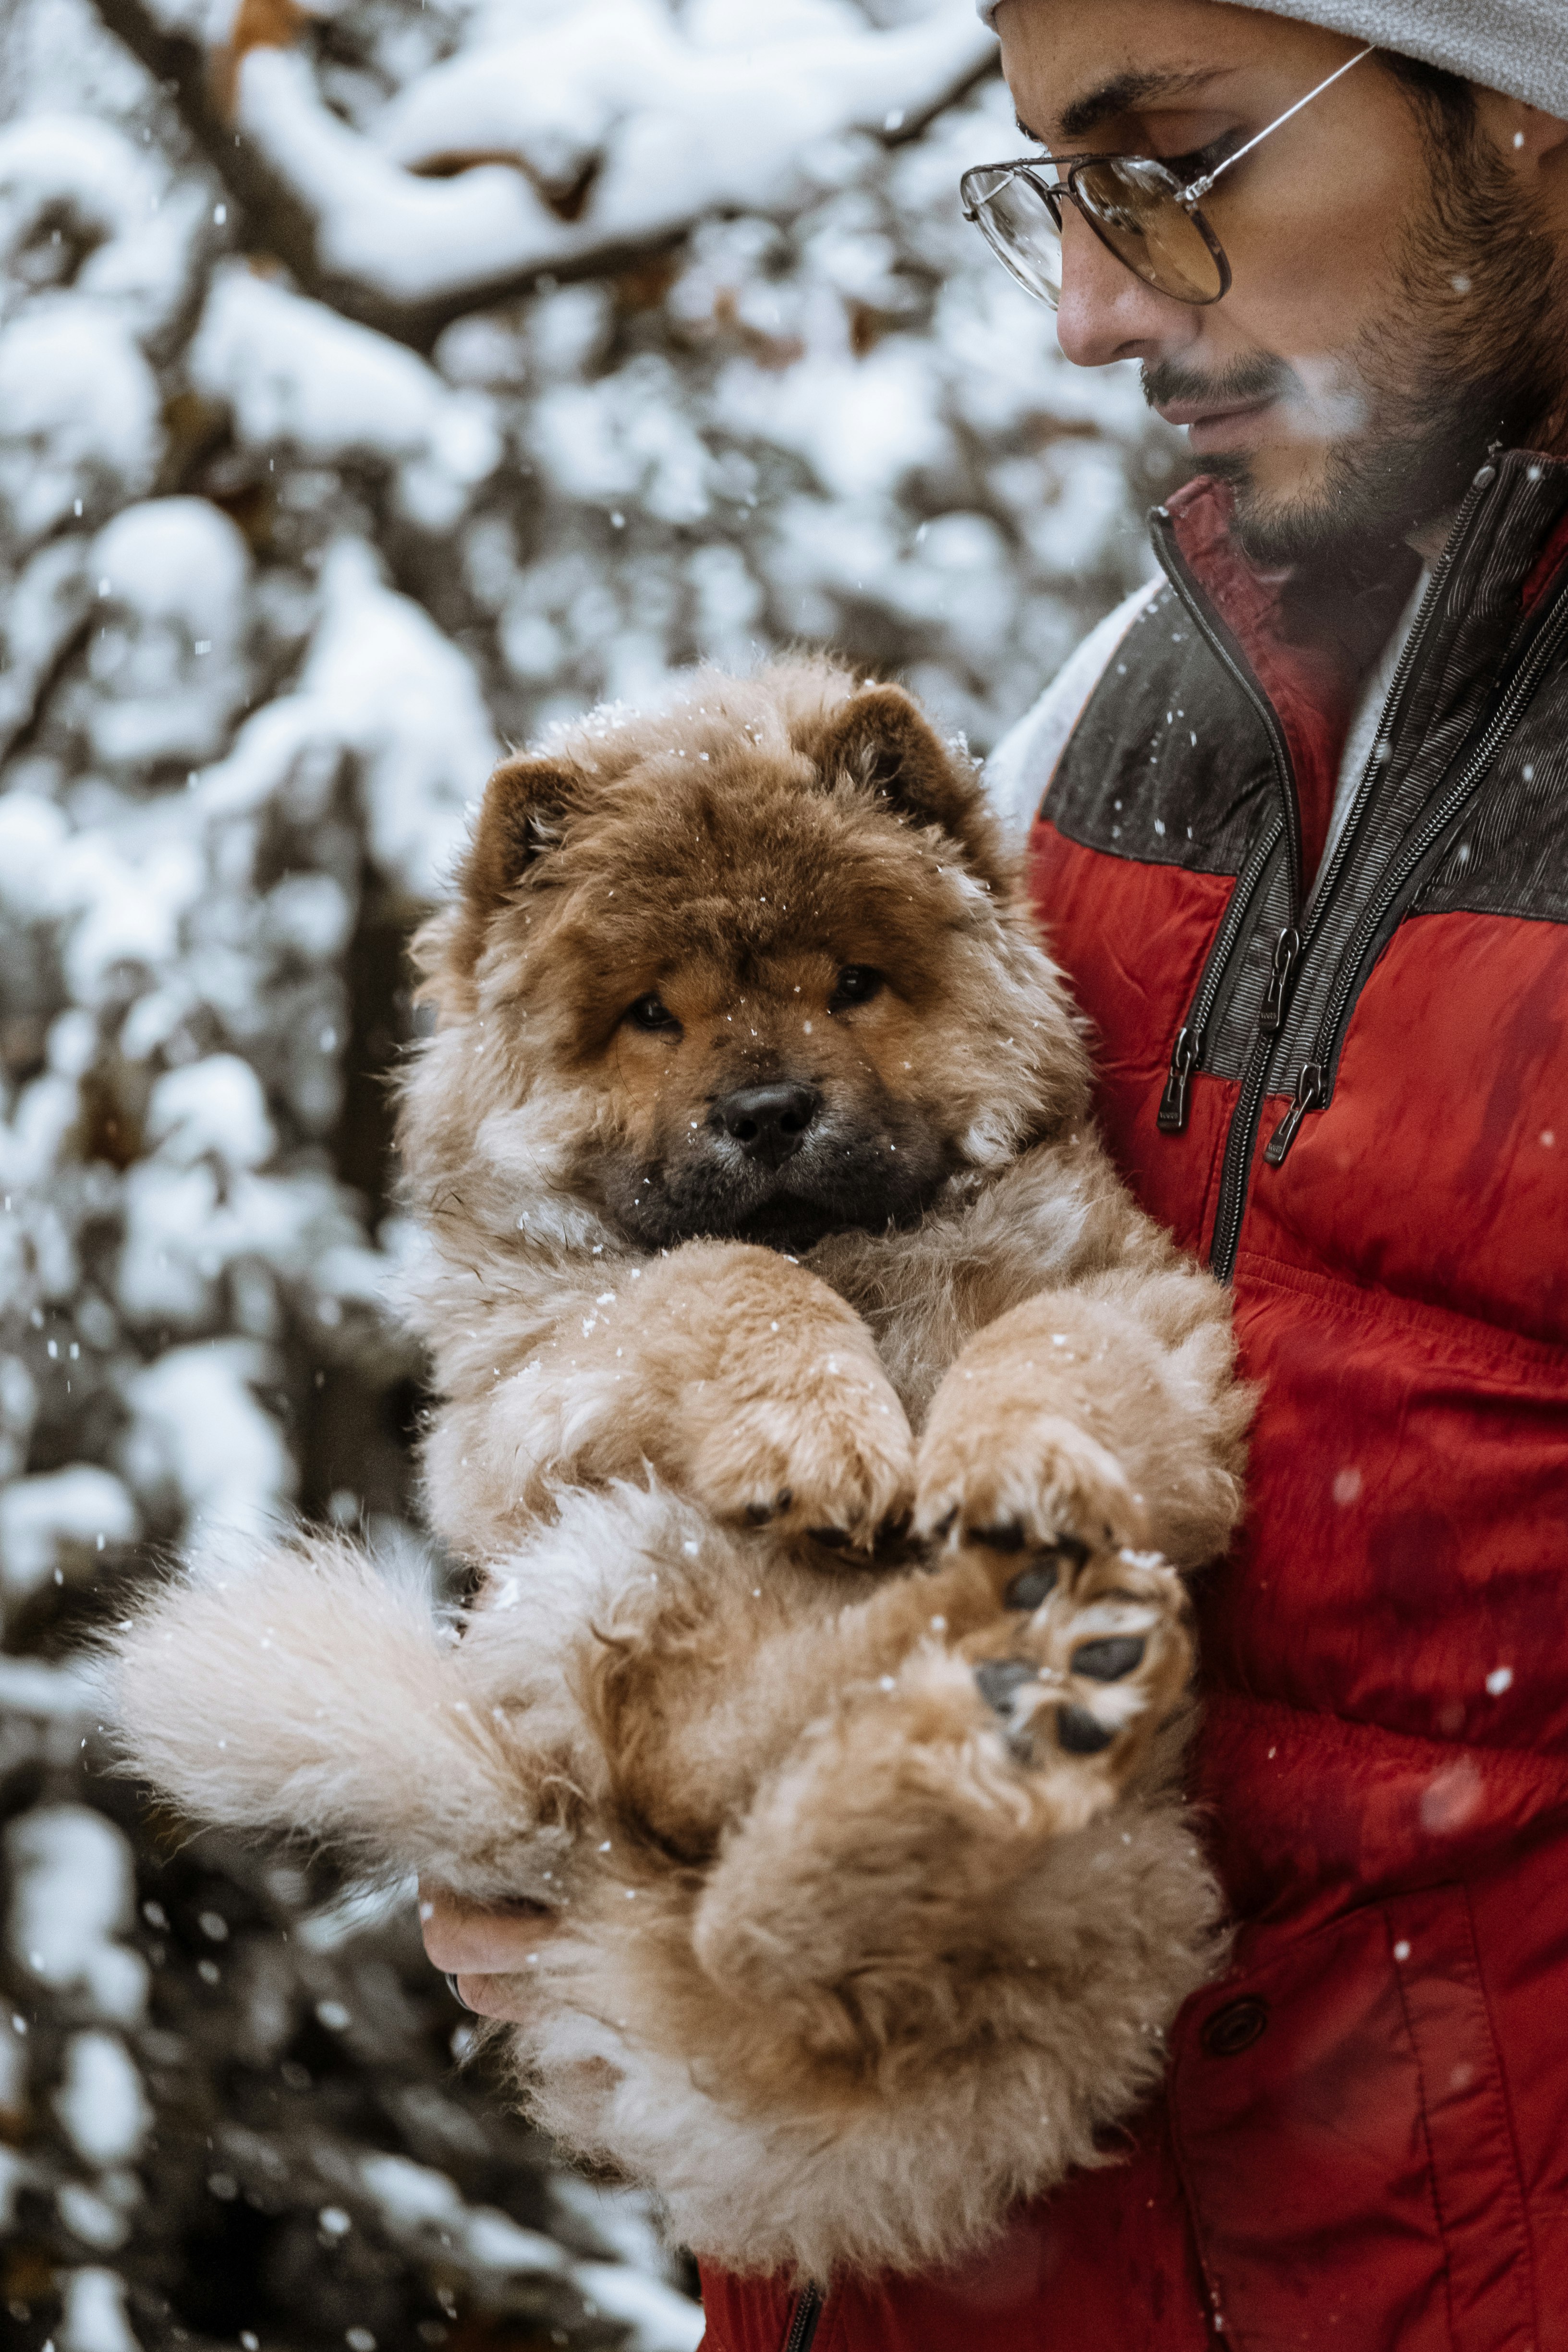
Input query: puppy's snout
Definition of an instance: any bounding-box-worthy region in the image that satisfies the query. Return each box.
[711,1081,821,1168]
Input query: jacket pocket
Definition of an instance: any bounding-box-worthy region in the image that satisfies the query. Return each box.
[1169,1890,1536,2352]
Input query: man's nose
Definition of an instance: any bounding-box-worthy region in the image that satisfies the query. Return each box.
[711,1081,821,1168]
[1053,205,1200,372]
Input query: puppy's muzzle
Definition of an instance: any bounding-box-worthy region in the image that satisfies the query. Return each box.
[710,1081,821,1170]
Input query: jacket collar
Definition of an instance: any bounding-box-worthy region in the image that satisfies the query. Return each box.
[1157,452,1568,878]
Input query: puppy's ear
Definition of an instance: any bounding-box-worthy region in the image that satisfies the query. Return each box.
[812,685,1008,891]
[462,753,575,919]
[414,756,577,1012]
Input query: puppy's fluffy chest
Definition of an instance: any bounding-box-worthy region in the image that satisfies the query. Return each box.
[412,1125,1116,1449]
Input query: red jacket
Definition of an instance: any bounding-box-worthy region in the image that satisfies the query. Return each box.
[701,451,1568,2352]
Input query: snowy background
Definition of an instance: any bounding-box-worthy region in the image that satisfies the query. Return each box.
[0,2,1185,2345]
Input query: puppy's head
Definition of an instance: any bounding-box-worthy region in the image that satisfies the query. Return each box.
[404,663,1087,1257]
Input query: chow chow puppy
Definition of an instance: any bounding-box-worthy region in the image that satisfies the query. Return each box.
[108,661,1250,2283]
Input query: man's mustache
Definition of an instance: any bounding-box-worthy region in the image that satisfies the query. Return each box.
[1142,356,1296,413]
[1143,353,1369,444]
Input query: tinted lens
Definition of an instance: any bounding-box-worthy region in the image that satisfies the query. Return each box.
[960,165,1063,307]
[1070,157,1225,303]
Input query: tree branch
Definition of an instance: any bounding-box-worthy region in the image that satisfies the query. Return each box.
[88,0,997,354]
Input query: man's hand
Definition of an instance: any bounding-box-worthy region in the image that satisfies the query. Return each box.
[418,1881,557,2022]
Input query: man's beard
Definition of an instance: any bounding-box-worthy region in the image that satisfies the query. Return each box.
[1144,127,1568,574]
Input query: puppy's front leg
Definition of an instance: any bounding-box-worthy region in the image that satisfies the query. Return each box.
[638,1245,915,1546]
[913,1269,1246,1574]
[430,1242,913,1554]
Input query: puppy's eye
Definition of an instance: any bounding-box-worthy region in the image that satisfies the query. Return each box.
[830,965,883,1009]
[626,993,680,1032]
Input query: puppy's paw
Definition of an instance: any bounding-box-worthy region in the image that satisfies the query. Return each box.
[963,1541,1191,1817]
[688,1345,915,1553]
[914,1404,1148,1563]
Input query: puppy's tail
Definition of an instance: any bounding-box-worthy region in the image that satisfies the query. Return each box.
[97,1531,583,1897]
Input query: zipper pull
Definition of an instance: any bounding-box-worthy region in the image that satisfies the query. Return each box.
[1264,1062,1325,1165]
[1258,926,1301,1034]
[1157,1025,1202,1134]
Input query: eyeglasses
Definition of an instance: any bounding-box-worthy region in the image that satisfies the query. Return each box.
[959,45,1374,309]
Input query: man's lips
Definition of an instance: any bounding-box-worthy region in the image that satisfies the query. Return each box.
[1155,394,1279,454]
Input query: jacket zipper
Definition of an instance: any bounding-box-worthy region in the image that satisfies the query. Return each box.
[1205,1026,1279,1280]
[1151,513,1308,1275]
[1149,509,1302,1169]
[1252,468,1496,1169]
[781,2284,824,2351]
[1149,462,1501,1277]
[1264,568,1568,1164]
[1156,814,1282,1132]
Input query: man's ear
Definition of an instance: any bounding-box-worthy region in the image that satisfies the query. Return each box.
[811,684,1008,891]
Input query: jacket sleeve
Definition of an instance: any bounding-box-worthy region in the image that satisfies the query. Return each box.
[983,578,1162,846]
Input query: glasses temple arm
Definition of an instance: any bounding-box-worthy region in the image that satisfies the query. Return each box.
[1181,43,1376,203]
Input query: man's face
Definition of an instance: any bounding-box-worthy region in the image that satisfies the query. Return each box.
[996,0,1568,567]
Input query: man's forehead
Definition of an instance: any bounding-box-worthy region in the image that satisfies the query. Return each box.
[996,0,1261,143]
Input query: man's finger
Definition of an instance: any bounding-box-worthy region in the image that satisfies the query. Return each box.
[449,1970,545,2025]
[417,1880,556,1973]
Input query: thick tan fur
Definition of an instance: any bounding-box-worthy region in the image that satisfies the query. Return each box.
[107,661,1250,2282]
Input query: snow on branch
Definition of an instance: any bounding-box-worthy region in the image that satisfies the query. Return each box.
[89,0,997,351]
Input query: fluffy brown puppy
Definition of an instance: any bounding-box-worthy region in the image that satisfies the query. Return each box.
[109,661,1251,2283]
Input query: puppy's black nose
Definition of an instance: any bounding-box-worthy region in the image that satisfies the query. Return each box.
[712,1081,821,1166]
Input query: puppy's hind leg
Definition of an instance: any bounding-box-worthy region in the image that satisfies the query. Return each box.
[688,1633,1045,2054]
[689,1543,1210,2061]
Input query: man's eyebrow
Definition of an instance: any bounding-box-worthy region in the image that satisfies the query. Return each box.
[1033,67,1228,146]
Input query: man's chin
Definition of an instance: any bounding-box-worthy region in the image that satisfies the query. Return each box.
[1196,373,1533,575]
[1195,447,1408,575]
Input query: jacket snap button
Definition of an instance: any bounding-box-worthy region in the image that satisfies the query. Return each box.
[1202,1996,1269,2057]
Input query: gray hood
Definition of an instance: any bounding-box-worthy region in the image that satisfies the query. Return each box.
[971,0,1568,119]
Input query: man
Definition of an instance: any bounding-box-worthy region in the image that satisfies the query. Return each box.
[427,4,1568,2342]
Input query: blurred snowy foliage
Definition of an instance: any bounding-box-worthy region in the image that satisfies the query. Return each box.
[0,0,1186,2343]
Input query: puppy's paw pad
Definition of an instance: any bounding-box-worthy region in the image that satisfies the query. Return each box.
[974,1658,1039,1713]
[969,1544,1191,1800]
[1055,1702,1118,1756]
[972,1660,1119,1765]
[998,1536,1092,1612]
[1004,1560,1058,1611]
[1070,1634,1147,1682]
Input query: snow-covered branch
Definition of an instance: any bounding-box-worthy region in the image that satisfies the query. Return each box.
[89,0,997,350]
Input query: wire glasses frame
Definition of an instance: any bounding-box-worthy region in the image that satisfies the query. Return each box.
[959,44,1375,309]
